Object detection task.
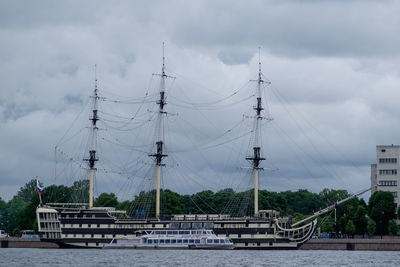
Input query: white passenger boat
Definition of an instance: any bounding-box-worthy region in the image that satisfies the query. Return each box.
[103,229,235,249]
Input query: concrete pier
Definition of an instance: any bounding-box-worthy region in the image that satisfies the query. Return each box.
[301,237,400,251]
[0,237,58,248]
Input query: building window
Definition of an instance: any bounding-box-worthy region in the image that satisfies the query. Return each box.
[392,192,398,198]
[379,158,397,164]
[381,149,386,152]
[379,180,397,186]
[379,169,397,175]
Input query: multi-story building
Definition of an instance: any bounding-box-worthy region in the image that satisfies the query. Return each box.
[371,145,400,207]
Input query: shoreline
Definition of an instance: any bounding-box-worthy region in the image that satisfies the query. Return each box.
[2,237,400,250]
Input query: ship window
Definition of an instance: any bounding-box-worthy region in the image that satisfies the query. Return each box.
[82,234,85,237]
[113,234,116,237]
[97,224,100,228]
[177,239,182,244]
[238,234,241,238]
[213,239,218,244]
[172,231,178,235]
[195,239,200,244]
[166,239,170,244]
[154,231,160,234]
[108,224,111,228]
[73,234,76,237]
[91,234,94,238]
[184,231,190,235]
[171,239,176,244]
[71,224,74,227]
[257,242,260,246]
[207,239,212,243]
[160,239,165,244]
[152,224,155,228]
[92,215,95,218]
[189,239,194,244]
[148,240,152,244]
[74,215,77,218]
[83,215,86,218]
[183,239,188,243]
[245,242,248,246]
[65,234,68,237]
[102,234,105,238]
[66,215,69,218]
[154,239,158,244]
[160,231,166,235]
[88,224,91,228]
[96,242,99,246]
[79,224,82,228]
[85,242,88,246]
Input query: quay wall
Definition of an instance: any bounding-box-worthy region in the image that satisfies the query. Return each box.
[0,237,58,248]
[301,237,400,251]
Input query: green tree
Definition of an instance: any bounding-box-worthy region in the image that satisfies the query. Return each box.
[353,206,368,237]
[345,220,356,238]
[367,220,376,236]
[368,191,396,235]
[70,179,89,203]
[0,196,6,212]
[17,179,43,202]
[319,216,335,234]
[94,193,119,208]
[388,219,399,236]
[397,205,400,220]
[319,188,350,206]
[0,196,27,236]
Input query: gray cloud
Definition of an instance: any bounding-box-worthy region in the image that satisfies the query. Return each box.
[1,0,400,201]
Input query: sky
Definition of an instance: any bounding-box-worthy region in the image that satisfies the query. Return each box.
[1,0,400,201]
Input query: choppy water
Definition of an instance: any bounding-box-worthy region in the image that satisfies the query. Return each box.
[1,248,400,266]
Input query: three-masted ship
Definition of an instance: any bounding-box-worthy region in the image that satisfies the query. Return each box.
[37,47,319,249]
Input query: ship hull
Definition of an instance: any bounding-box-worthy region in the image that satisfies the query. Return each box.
[37,207,316,249]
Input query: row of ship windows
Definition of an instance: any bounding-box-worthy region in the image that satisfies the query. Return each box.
[146,239,226,244]
[379,169,398,175]
[38,213,58,220]
[379,158,397,164]
[62,214,96,219]
[378,180,398,186]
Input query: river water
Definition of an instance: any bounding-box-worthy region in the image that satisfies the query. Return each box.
[1,248,400,266]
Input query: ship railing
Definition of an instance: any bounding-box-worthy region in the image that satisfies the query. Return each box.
[275,218,317,243]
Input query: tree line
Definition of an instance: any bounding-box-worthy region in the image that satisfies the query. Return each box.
[0,179,399,237]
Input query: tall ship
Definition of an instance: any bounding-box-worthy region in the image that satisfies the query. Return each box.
[36,46,365,249]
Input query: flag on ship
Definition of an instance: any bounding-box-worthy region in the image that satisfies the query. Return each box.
[36,179,43,195]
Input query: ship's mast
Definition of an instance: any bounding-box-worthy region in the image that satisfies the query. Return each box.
[85,65,99,208]
[246,48,269,216]
[149,43,172,219]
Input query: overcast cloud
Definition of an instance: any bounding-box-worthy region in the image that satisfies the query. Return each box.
[1,0,400,201]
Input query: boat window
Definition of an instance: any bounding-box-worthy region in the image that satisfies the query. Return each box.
[184,231,190,235]
[177,239,182,244]
[160,231,166,235]
[207,239,212,243]
[148,240,152,244]
[154,239,159,243]
[178,231,184,234]
[171,239,176,244]
[213,239,218,244]
[183,239,188,243]
[166,239,170,244]
[189,239,194,244]
[160,239,165,244]
[195,239,200,244]
[172,231,178,235]
[154,231,159,234]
